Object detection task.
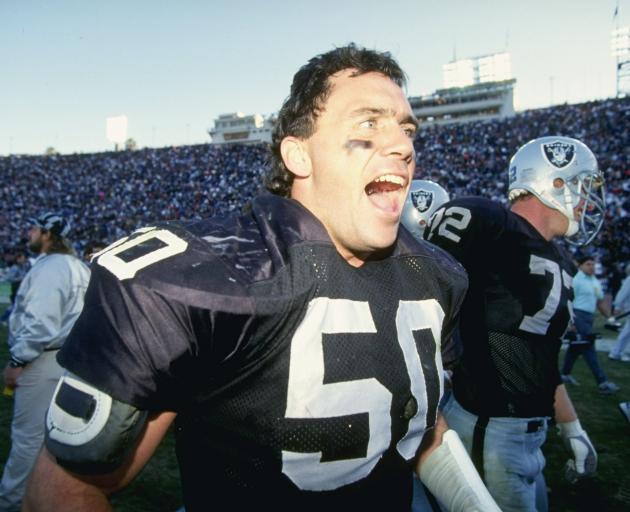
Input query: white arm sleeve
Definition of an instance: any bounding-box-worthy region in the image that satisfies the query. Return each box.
[418,429,501,512]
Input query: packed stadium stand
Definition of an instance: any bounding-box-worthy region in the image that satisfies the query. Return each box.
[1,96,629,287]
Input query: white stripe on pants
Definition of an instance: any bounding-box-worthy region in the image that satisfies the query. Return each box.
[0,351,64,512]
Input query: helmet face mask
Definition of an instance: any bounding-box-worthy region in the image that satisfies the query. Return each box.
[508,136,605,246]
[570,171,605,245]
[400,180,450,241]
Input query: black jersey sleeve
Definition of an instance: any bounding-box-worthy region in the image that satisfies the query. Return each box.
[441,314,463,371]
[58,261,196,411]
[58,223,259,411]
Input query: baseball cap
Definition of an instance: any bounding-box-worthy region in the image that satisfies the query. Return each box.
[29,212,70,237]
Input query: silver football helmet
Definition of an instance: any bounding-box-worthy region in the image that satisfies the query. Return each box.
[401,179,450,241]
[507,136,605,246]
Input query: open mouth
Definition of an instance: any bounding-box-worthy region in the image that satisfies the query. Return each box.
[365,174,406,214]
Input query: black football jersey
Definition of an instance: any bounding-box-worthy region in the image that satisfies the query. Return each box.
[59,195,467,511]
[425,197,576,418]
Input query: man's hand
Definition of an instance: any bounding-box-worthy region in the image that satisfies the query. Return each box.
[3,364,23,388]
[557,419,597,483]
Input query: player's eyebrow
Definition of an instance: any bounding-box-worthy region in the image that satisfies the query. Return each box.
[402,114,419,131]
[349,107,419,129]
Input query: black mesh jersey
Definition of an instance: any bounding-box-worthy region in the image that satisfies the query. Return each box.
[425,197,576,418]
[58,195,467,511]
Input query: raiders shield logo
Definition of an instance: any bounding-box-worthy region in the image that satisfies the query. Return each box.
[542,141,576,168]
[411,190,433,212]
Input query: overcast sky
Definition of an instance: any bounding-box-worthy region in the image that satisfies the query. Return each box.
[1,0,626,155]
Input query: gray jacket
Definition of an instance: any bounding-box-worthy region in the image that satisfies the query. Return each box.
[8,253,90,364]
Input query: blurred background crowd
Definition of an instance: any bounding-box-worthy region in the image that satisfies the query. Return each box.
[1,95,629,293]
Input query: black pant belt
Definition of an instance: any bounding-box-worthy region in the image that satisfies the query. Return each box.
[526,419,545,433]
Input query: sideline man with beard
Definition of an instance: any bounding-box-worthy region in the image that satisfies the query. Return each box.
[1,213,90,511]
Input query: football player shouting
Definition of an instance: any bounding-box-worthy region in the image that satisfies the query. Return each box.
[24,45,499,512]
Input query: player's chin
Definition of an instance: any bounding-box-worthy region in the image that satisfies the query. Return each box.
[358,199,403,249]
[361,223,399,252]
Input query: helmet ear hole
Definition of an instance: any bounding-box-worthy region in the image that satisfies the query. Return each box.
[553,177,565,189]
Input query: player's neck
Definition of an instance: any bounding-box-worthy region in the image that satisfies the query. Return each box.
[510,199,559,241]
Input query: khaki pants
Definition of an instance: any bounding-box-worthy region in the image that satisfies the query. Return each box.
[0,351,64,512]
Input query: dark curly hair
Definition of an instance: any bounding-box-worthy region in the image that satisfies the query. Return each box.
[265,43,407,197]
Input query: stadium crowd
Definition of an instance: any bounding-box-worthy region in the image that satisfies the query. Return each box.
[1,95,629,289]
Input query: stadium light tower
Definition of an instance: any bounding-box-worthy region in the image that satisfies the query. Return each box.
[442,52,512,89]
[611,26,630,96]
[106,115,128,151]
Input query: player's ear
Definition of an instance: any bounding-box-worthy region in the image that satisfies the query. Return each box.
[280,136,312,178]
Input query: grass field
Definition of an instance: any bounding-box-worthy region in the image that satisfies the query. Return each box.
[1,304,629,511]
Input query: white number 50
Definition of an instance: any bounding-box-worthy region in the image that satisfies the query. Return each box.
[282,297,444,490]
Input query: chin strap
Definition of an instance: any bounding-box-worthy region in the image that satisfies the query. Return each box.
[418,429,501,512]
[560,185,579,237]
